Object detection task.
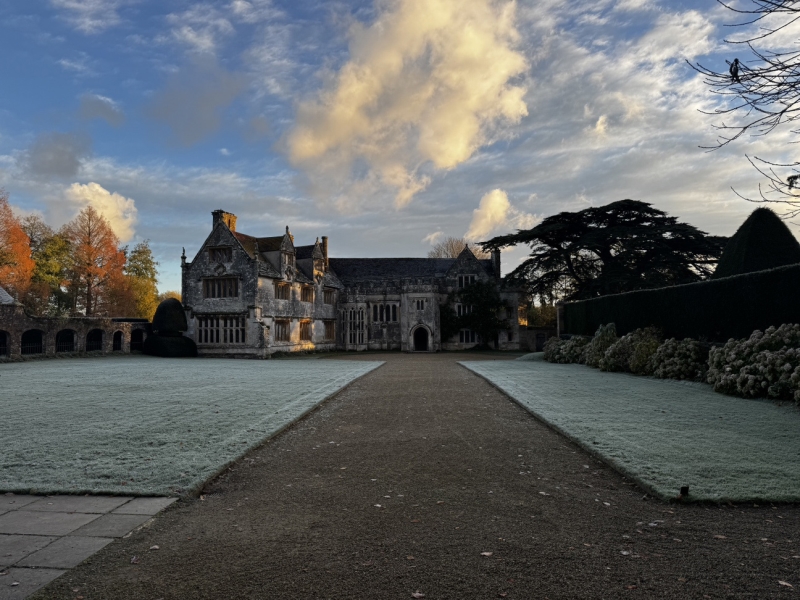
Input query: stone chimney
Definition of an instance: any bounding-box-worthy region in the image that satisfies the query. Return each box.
[212,210,237,232]
[492,248,501,281]
[321,236,329,267]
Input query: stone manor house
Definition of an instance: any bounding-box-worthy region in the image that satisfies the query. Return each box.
[181,210,521,357]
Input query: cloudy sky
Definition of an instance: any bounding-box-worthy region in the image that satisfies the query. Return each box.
[1,0,798,292]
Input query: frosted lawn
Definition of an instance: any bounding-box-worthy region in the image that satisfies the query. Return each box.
[1,357,383,496]
[462,356,800,502]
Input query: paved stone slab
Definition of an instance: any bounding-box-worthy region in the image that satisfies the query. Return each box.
[111,497,177,516]
[69,514,152,538]
[0,496,40,511]
[0,535,57,567]
[24,496,132,514]
[16,536,113,569]
[0,567,65,600]
[0,511,99,536]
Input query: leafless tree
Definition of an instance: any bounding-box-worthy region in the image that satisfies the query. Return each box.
[692,0,800,217]
[427,236,490,259]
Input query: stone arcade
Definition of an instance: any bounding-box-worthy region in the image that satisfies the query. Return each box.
[181,210,521,357]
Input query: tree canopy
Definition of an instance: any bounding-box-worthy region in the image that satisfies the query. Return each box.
[481,200,727,302]
[427,236,489,259]
[692,1,800,217]
[0,190,34,299]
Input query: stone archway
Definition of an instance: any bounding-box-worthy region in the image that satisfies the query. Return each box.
[412,326,429,352]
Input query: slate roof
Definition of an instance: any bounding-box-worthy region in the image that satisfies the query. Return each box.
[0,285,15,304]
[295,244,315,260]
[328,257,497,284]
[329,258,453,282]
[232,232,285,257]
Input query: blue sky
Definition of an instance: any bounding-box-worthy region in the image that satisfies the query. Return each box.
[1,0,797,292]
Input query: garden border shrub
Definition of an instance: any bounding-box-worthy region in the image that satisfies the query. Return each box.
[563,262,800,341]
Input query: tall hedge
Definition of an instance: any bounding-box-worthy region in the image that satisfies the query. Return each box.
[563,262,800,341]
[713,208,800,278]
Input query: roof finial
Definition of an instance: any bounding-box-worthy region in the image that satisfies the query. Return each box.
[286,225,289,234]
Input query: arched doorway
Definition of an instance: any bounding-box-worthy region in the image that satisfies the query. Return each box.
[413,327,429,352]
[113,331,123,351]
[86,329,104,352]
[21,330,44,355]
[130,329,145,352]
[56,329,75,353]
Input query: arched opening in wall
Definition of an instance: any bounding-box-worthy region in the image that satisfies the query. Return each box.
[86,329,104,352]
[130,329,145,352]
[55,330,76,353]
[413,327,429,352]
[21,330,44,355]
[113,331,123,351]
[0,330,9,356]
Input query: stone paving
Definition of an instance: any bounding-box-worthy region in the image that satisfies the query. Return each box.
[0,494,176,600]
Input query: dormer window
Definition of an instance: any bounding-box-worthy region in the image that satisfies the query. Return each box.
[458,274,477,289]
[209,246,232,262]
[283,252,295,267]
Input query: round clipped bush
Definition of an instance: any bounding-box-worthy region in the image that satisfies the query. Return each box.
[708,323,800,400]
[152,298,188,337]
[543,335,590,363]
[143,335,198,358]
[600,327,661,373]
[582,323,617,368]
[650,338,709,381]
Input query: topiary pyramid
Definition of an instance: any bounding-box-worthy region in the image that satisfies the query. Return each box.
[143,298,197,357]
[713,207,800,278]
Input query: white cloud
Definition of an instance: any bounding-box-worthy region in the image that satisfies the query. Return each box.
[65,182,138,242]
[51,0,127,34]
[78,94,124,127]
[286,0,529,209]
[465,189,539,241]
[422,230,444,245]
[166,4,235,54]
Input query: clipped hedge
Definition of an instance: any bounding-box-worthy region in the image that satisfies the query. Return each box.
[563,262,800,341]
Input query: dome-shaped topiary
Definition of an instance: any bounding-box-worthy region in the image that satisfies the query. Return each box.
[152,298,188,336]
[713,208,800,278]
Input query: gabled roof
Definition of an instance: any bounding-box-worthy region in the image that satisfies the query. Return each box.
[296,239,324,260]
[0,285,15,305]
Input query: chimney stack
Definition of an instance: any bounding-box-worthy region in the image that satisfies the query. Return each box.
[321,236,329,267]
[492,248,501,281]
[212,210,237,232]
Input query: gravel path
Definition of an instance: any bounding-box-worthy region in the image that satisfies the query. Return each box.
[32,353,800,599]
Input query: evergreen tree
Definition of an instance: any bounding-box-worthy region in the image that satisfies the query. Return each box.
[482,200,727,301]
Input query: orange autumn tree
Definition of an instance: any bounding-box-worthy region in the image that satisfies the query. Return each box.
[62,205,129,316]
[0,189,34,299]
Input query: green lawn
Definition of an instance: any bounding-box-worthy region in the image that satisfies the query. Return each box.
[462,356,800,502]
[1,357,382,496]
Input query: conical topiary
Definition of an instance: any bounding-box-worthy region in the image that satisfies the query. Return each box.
[713,208,800,278]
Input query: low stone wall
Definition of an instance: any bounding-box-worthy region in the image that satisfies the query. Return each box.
[0,303,149,360]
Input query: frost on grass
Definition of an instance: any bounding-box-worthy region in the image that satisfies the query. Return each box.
[461,360,800,502]
[0,357,383,496]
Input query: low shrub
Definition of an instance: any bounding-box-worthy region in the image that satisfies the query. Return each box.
[708,324,800,400]
[543,335,590,363]
[600,327,661,374]
[582,323,617,368]
[651,338,709,381]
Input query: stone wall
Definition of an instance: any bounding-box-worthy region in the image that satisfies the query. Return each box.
[0,303,149,361]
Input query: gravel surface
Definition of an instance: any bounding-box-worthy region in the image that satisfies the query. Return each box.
[32,352,800,599]
[0,356,382,496]
[463,357,800,502]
